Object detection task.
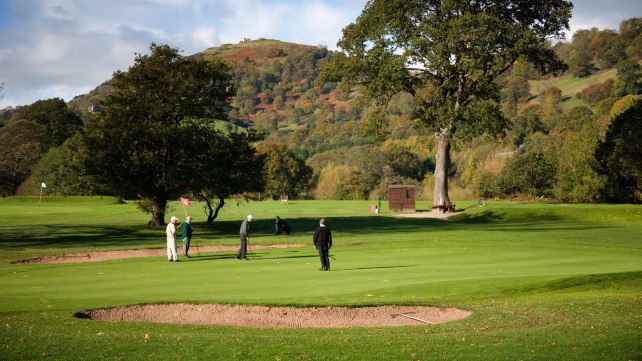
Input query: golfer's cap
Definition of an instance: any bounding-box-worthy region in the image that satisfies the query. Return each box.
[170,216,178,222]
[247,215,253,220]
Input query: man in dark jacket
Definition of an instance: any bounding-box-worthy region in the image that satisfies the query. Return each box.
[313,218,332,271]
[275,216,284,235]
[180,216,193,258]
[237,215,253,260]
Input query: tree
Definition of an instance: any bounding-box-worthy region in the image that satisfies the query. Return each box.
[79,44,235,225]
[322,0,570,209]
[335,170,378,200]
[26,134,102,196]
[581,82,612,105]
[313,163,357,200]
[594,96,642,203]
[0,120,47,196]
[510,104,545,146]
[498,149,557,198]
[502,76,531,104]
[361,110,390,143]
[551,129,604,202]
[179,124,266,225]
[22,98,83,148]
[613,59,642,96]
[256,142,312,199]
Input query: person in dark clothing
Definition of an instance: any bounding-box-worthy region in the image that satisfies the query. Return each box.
[313,218,332,271]
[275,216,284,235]
[236,215,253,260]
[180,216,193,258]
[275,216,291,235]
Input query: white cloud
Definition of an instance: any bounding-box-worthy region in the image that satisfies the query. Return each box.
[1,0,638,108]
[186,27,222,50]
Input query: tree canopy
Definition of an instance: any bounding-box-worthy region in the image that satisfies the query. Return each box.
[22,98,83,148]
[180,122,266,225]
[595,96,642,203]
[79,43,236,225]
[323,0,571,208]
[0,120,47,196]
[256,142,313,200]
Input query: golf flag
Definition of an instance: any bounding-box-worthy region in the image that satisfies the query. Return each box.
[41,182,46,188]
[180,197,191,207]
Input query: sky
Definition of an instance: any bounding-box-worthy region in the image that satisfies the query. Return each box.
[1,0,641,108]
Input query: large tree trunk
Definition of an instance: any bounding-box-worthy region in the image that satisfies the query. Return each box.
[148,197,167,226]
[433,134,452,211]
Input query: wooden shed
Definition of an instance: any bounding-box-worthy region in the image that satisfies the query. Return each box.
[388,185,416,212]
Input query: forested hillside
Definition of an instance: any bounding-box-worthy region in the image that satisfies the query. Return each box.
[1,18,641,204]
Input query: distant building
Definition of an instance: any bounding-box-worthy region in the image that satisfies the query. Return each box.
[388,185,416,212]
[88,104,102,113]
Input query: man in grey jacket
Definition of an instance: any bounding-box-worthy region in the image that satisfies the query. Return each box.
[236,215,253,260]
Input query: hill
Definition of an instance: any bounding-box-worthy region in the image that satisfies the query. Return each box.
[529,68,617,110]
[60,36,640,203]
[196,38,318,67]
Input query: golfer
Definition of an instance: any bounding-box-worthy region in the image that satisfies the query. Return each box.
[236,215,253,260]
[180,216,193,258]
[166,216,179,262]
[275,216,284,235]
[313,218,332,271]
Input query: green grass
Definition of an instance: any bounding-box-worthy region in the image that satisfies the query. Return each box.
[529,68,617,111]
[0,198,640,360]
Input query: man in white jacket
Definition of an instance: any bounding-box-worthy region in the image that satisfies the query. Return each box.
[166,216,179,262]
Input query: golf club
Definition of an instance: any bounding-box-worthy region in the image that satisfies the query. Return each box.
[247,237,253,259]
[192,238,200,256]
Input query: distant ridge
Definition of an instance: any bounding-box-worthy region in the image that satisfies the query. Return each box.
[194,39,321,66]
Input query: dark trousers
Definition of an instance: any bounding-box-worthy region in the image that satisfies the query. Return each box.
[237,235,247,259]
[317,243,330,270]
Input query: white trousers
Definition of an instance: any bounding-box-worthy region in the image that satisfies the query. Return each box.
[167,237,178,261]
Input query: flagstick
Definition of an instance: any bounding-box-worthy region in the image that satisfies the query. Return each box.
[39,186,43,207]
[182,205,188,218]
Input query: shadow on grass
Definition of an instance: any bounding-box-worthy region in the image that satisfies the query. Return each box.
[537,271,642,292]
[0,211,616,251]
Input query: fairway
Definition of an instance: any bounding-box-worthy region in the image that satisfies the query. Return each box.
[0,197,640,360]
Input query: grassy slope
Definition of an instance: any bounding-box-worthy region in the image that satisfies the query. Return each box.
[529,68,617,110]
[0,198,640,360]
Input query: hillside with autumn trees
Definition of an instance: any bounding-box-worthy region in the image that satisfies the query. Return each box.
[1,18,641,204]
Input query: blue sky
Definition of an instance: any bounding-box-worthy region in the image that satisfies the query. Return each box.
[1,0,641,108]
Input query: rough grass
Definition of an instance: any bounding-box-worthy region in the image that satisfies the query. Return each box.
[529,68,617,111]
[0,198,640,360]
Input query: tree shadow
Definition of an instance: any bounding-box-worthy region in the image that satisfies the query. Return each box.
[0,209,616,251]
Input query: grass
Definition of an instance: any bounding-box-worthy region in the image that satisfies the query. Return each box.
[529,68,617,111]
[0,197,640,360]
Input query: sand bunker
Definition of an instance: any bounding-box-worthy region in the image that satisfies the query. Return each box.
[78,304,471,328]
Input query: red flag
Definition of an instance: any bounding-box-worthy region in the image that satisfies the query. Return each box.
[180,197,191,207]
